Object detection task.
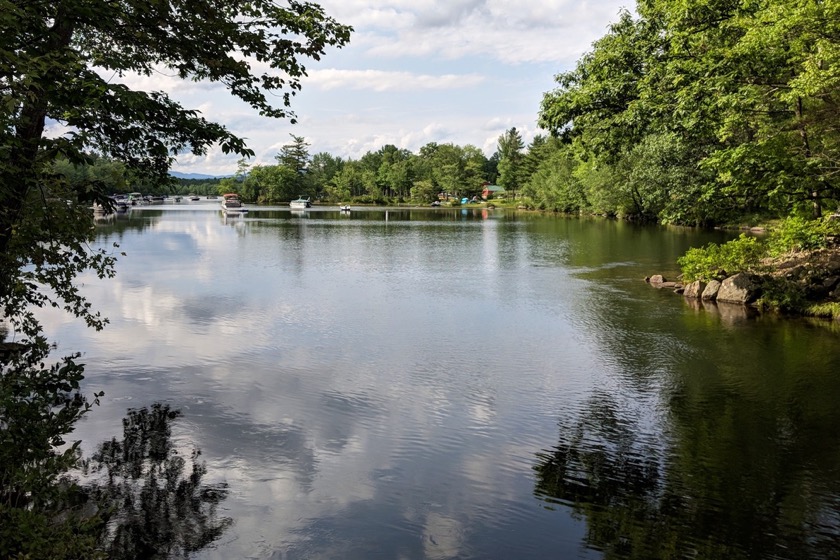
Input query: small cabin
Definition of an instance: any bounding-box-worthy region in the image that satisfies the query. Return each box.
[481,184,505,200]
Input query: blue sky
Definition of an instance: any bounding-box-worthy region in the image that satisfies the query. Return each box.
[122,1,632,176]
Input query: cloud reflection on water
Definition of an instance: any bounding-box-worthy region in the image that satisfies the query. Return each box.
[40,207,711,559]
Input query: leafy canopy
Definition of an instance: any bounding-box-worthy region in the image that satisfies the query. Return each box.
[1,0,352,181]
[538,0,840,224]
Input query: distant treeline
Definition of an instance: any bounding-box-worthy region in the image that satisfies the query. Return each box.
[213,135,504,205]
[176,177,226,194]
[55,134,510,205]
[51,157,226,197]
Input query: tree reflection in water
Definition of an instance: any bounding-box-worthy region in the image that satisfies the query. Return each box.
[534,391,840,560]
[84,403,231,559]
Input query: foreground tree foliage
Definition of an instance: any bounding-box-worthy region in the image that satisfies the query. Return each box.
[2,1,350,556]
[0,384,228,559]
[0,339,103,558]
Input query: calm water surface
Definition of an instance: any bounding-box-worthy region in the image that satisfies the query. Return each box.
[41,202,840,559]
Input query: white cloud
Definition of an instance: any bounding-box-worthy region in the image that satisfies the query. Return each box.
[319,0,629,64]
[304,69,485,92]
[148,0,631,175]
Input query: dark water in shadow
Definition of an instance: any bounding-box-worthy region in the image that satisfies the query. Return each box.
[40,203,840,559]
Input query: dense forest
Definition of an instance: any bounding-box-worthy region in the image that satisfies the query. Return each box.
[76,0,839,225]
[537,0,840,226]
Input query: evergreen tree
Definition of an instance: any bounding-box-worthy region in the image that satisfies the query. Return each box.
[274,135,312,199]
[496,127,525,198]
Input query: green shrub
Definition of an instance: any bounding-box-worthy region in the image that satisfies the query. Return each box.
[756,276,808,313]
[767,216,840,256]
[768,216,823,255]
[678,234,767,282]
[806,302,840,319]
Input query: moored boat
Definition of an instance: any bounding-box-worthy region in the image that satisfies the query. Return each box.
[290,196,312,209]
[221,193,248,215]
[111,194,130,212]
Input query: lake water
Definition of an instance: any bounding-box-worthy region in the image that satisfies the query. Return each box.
[41,202,840,559]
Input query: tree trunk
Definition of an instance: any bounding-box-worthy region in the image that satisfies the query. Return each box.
[795,97,821,218]
[0,8,75,303]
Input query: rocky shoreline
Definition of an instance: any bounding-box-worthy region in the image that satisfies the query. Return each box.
[646,272,766,304]
[646,247,840,319]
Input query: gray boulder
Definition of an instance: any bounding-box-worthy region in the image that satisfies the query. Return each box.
[717,273,761,304]
[701,279,721,300]
[683,280,706,299]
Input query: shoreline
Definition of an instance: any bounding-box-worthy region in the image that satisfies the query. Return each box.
[647,245,840,321]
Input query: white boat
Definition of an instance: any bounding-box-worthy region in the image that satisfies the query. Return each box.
[339,205,351,212]
[290,196,312,209]
[221,193,248,215]
[111,195,130,213]
[127,192,145,205]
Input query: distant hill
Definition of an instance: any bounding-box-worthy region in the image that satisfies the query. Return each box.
[170,171,229,180]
